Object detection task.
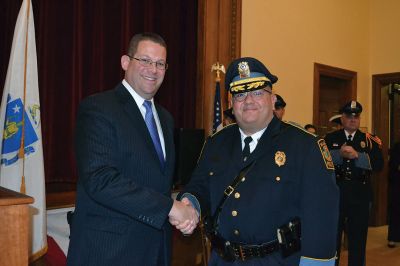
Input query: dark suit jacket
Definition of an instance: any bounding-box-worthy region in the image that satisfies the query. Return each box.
[181,117,339,266]
[67,83,175,266]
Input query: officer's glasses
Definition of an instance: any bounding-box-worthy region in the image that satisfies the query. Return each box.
[232,89,270,102]
[128,56,168,70]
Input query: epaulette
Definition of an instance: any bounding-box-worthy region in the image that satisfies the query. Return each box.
[209,123,236,138]
[366,132,382,148]
[283,120,317,137]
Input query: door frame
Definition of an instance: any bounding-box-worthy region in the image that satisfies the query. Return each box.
[313,63,357,127]
[371,72,400,225]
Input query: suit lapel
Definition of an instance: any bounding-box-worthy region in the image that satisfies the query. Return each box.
[115,84,163,170]
[156,104,173,173]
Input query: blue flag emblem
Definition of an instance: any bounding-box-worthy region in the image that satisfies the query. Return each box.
[1,94,38,166]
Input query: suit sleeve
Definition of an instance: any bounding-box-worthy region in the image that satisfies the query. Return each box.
[299,138,339,266]
[75,99,173,229]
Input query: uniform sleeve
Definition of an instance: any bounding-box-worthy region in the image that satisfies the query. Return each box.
[300,138,339,262]
[300,256,336,266]
[177,137,213,215]
[368,136,384,171]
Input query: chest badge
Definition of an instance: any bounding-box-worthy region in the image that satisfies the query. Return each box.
[275,151,286,167]
[360,141,366,148]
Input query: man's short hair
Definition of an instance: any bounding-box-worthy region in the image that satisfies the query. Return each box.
[127,32,167,56]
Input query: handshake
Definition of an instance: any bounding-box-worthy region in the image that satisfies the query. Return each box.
[168,197,199,235]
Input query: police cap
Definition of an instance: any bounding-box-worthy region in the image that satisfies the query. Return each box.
[275,94,286,109]
[225,57,278,94]
[329,114,342,125]
[339,100,363,116]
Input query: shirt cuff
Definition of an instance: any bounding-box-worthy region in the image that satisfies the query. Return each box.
[181,193,201,217]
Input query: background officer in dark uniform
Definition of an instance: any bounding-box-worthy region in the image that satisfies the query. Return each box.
[179,57,339,266]
[273,94,286,120]
[324,101,384,266]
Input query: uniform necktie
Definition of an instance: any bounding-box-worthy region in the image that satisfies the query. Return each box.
[347,134,353,144]
[143,100,165,168]
[242,136,253,162]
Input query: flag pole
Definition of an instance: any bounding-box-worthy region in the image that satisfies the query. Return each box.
[18,0,31,194]
[210,62,225,134]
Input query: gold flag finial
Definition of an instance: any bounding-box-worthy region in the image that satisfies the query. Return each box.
[211,62,226,82]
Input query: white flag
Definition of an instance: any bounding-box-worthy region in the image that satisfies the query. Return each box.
[0,0,47,260]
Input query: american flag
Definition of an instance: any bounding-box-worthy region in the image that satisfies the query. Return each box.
[212,81,223,133]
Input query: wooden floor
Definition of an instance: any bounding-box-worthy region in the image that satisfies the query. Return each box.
[339,226,400,266]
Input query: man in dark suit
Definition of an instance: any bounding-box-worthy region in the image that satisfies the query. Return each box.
[67,33,198,266]
[178,57,339,265]
[324,101,384,266]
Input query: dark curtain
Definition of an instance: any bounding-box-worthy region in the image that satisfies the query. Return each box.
[0,0,198,185]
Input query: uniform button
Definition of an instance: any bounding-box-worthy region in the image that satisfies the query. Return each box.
[243,157,247,162]
[234,229,240,235]
[346,167,350,170]
[241,177,246,182]
[232,210,238,217]
[209,172,214,176]
[234,192,240,199]
[347,159,350,162]
[275,176,281,182]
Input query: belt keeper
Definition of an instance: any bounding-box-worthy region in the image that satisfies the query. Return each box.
[224,186,234,196]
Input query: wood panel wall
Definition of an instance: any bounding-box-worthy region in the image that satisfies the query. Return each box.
[196,0,241,135]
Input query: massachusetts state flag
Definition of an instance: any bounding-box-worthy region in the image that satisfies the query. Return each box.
[212,81,223,133]
[0,0,47,260]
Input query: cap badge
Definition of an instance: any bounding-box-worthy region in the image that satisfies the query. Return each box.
[238,61,250,78]
[351,101,356,109]
[274,151,286,167]
[360,141,366,148]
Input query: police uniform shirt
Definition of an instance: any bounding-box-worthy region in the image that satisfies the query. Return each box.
[239,127,267,154]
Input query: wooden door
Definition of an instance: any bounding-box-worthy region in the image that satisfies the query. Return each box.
[313,63,357,136]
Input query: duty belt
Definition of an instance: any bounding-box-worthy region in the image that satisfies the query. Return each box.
[336,173,369,183]
[210,233,280,262]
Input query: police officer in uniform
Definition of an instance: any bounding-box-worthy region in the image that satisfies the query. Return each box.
[274,94,286,120]
[179,57,339,266]
[324,101,384,266]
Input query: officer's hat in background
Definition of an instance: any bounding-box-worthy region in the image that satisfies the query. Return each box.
[223,108,235,120]
[339,100,363,116]
[275,94,286,109]
[329,114,342,125]
[225,57,278,94]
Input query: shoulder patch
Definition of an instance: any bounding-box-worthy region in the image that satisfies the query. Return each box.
[283,121,317,137]
[317,139,335,170]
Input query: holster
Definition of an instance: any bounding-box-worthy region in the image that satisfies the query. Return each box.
[277,217,301,258]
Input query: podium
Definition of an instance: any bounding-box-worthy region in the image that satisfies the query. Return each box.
[0,186,34,266]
